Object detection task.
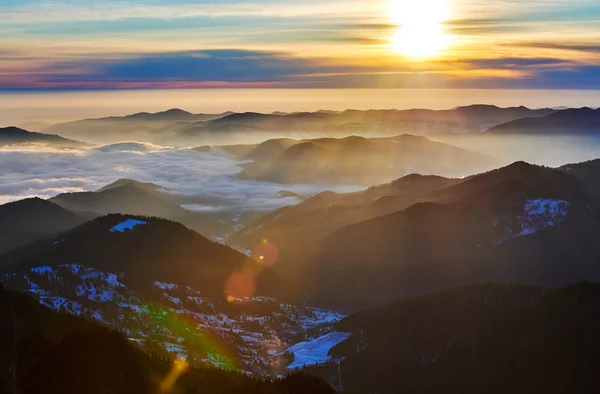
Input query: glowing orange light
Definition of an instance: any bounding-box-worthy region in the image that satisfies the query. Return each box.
[226,295,234,303]
[252,240,279,266]
[224,269,257,299]
[159,357,189,393]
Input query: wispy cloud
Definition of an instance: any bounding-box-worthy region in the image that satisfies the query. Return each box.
[0,48,598,90]
[504,42,600,55]
[0,1,371,24]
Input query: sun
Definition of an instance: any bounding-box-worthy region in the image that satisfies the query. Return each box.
[388,0,452,58]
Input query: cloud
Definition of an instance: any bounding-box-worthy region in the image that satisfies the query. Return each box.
[0,1,371,24]
[504,42,600,54]
[1,45,599,90]
[0,144,361,210]
[0,49,389,88]
[443,17,523,35]
[463,57,570,69]
[4,48,598,90]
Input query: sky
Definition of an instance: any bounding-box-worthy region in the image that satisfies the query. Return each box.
[0,0,600,89]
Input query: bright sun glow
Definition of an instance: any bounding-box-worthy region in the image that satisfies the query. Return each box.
[389,0,452,58]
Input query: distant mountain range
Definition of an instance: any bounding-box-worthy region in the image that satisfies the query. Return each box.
[43,109,234,144]
[15,106,600,149]
[43,105,555,145]
[0,126,85,147]
[217,134,505,185]
[488,107,600,135]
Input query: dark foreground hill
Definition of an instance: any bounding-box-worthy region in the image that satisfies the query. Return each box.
[0,214,284,300]
[559,158,600,198]
[0,198,87,254]
[0,284,334,394]
[304,283,600,394]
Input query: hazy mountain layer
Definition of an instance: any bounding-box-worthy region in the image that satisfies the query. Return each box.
[222,134,504,185]
[0,126,85,148]
[44,105,554,145]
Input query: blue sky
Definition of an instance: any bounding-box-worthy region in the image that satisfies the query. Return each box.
[1,0,599,89]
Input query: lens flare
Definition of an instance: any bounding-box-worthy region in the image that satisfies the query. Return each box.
[159,357,189,393]
[143,301,238,371]
[223,239,279,302]
[252,240,279,267]
[224,268,257,300]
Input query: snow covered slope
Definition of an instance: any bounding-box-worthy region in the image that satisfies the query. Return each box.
[110,218,148,233]
[1,264,346,375]
[493,197,569,243]
[284,331,352,369]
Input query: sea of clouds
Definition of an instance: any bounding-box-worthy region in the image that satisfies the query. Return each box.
[0,142,361,211]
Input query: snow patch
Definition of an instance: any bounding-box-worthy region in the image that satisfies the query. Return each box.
[285,331,352,369]
[154,281,178,291]
[494,198,569,243]
[163,342,187,358]
[110,219,148,233]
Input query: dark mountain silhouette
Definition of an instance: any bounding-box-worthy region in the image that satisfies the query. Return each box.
[229,134,504,185]
[0,284,334,394]
[51,183,185,218]
[488,107,600,135]
[273,162,600,309]
[559,158,600,197]
[50,182,229,237]
[228,174,464,250]
[0,198,86,254]
[0,127,85,147]
[96,178,166,193]
[230,162,586,252]
[305,283,600,394]
[44,110,232,144]
[0,214,285,300]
